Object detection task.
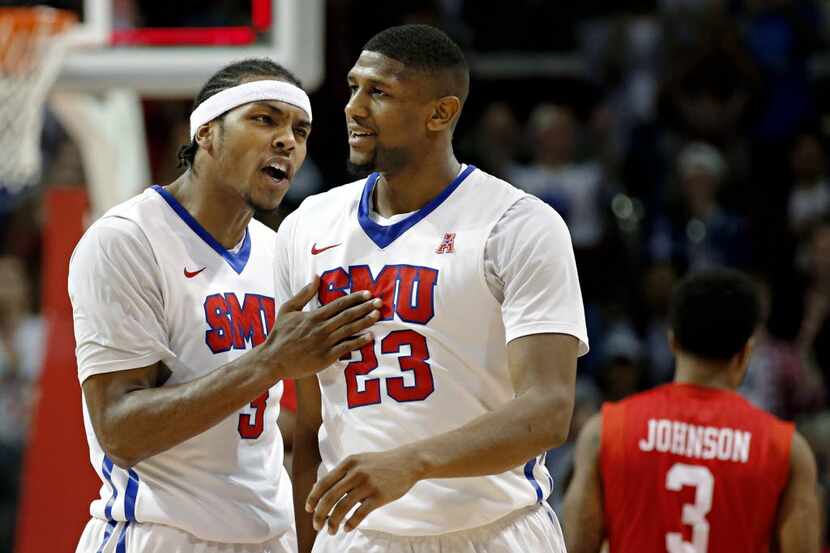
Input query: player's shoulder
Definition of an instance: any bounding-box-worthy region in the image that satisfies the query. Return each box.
[457,166,569,234]
[297,179,365,213]
[478,168,568,228]
[733,392,793,430]
[99,185,164,221]
[247,216,277,243]
[282,178,366,231]
[503,194,569,229]
[80,190,158,250]
[466,166,527,202]
[603,384,671,413]
[71,188,161,265]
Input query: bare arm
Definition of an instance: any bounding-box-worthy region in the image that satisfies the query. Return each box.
[410,332,578,476]
[293,376,323,553]
[563,413,605,553]
[84,281,381,468]
[306,332,579,533]
[778,430,820,553]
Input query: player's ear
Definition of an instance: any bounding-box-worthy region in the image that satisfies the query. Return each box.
[732,337,754,386]
[427,96,461,132]
[195,122,216,154]
[735,337,754,370]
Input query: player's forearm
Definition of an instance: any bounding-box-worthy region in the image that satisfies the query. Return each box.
[293,426,322,553]
[98,350,276,468]
[779,497,821,553]
[778,432,821,553]
[403,386,573,480]
[563,414,605,553]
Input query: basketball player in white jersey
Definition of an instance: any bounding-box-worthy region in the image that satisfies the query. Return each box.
[280,26,589,552]
[69,59,382,553]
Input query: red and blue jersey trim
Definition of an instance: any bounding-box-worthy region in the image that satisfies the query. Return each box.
[152,185,251,274]
[97,456,140,552]
[357,165,476,249]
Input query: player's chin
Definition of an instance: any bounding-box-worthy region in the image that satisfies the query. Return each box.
[250,186,288,211]
[348,146,375,166]
[347,153,375,178]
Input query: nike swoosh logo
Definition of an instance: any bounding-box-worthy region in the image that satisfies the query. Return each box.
[184,267,206,278]
[311,242,342,255]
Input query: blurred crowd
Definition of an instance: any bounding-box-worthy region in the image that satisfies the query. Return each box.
[4,0,830,550]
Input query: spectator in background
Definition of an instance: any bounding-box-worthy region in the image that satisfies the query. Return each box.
[641,262,677,384]
[281,157,324,209]
[788,131,830,239]
[460,101,523,180]
[0,255,43,552]
[741,276,825,418]
[511,104,606,251]
[737,0,823,146]
[597,322,646,402]
[657,9,759,146]
[509,104,627,307]
[0,256,42,443]
[650,141,751,271]
[797,218,830,395]
[544,378,602,515]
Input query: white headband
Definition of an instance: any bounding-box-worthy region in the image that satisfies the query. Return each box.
[189,80,312,140]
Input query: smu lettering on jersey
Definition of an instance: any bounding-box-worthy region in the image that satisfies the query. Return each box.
[69,186,292,544]
[600,383,793,553]
[275,166,584,536]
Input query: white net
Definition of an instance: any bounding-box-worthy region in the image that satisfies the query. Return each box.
[0,7,75,191]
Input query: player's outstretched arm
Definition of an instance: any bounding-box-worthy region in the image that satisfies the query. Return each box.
[305,332,578,534]
[777,430,821,553]
[83,279,381,469]
[293,376,324,553]
[563,413,605,553]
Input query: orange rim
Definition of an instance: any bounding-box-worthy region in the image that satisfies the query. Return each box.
[0,7,77,71]
[0,7,77,35]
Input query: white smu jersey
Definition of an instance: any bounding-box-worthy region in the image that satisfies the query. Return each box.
[274,165,588,535]
[69,186,293,544]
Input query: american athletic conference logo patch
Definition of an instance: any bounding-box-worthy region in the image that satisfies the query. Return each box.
[436,232,456,254]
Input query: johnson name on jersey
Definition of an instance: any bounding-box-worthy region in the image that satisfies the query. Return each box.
[601,383,794,553]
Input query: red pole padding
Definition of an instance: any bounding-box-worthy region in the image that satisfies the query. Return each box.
[15,187,99,553]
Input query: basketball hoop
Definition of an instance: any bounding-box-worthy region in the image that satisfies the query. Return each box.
[0,7,76,192]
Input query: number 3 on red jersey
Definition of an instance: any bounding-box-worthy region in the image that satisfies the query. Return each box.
[343,329,435,408]
[666,463,714,553]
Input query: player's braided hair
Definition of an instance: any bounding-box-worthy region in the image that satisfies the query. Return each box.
[177,58,303,173]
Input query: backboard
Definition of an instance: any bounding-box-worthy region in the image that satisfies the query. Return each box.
[50,0,324,96]
[4,0,323,214]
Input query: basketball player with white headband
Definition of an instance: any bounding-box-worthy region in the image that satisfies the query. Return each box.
[70,59,383,553]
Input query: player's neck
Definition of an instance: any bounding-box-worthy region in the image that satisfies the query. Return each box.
[166,172,253,249]
[673,354,740,391]
[373,154,462,217]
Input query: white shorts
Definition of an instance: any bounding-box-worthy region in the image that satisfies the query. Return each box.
[76,517,298,553]
[311,503,564,553]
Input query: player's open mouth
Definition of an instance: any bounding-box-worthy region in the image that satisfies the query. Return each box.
[263,166,287,180]
[262,161,291,186]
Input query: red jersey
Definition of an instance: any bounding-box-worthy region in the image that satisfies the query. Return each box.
[600,383,793,553]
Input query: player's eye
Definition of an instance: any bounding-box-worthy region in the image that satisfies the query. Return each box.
[371,88,386,97]
[253,114,273,124]
[295,127,309,139]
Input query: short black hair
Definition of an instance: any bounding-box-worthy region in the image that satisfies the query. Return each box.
[363,24,469,105]
[177,58,303,172]
[670,269,761,361]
